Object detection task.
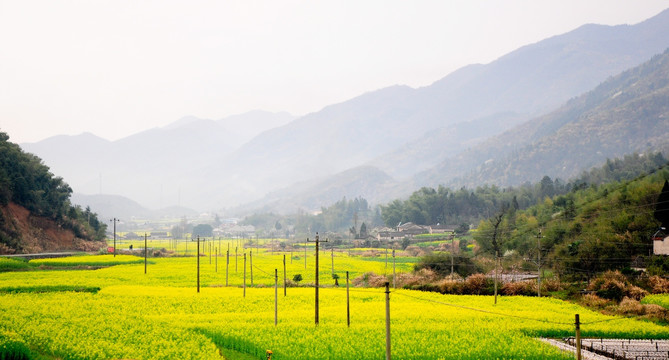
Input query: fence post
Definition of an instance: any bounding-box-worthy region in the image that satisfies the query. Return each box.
[575,314,581,360]
[144,233,147,274]
[346,271,350,327]
[197,236,200,293]
[275,268,278,326]
[385,282,391,360]
[243,253,247,298]
[392,249,396,289]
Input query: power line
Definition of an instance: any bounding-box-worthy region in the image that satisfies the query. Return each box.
[391,291,573,325]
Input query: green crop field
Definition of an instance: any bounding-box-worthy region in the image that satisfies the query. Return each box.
[1,251,667,359]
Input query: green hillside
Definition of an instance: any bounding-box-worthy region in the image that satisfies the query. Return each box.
[0,132,106,253]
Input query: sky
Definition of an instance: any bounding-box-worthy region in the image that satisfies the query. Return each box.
[1,0,669,144]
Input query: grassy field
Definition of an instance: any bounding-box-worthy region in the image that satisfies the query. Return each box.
[1,252,668,359]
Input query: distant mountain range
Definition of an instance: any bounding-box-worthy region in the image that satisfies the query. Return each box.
[20,8,669,217]
[70,193,200,222]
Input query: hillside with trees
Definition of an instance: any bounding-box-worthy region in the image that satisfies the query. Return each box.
[0,132,106,254]
[418,48,669,190]
[382,152,667,229]
[467,154,668,281]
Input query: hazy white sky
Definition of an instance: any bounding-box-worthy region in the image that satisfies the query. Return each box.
[1,0,668,144]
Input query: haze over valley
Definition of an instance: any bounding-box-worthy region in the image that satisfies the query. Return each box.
[14,7,669,220]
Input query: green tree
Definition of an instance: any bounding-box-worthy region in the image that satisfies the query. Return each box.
[192,224,213,238]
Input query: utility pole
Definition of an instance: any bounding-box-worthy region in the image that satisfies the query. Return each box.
[144,233,148,274]
[308,233,328,325]
[110,218,120,257]
[243,253,246,298]
[537,229,543,297]
[346,271,350,327]
[385,282,391,360]
[385,240,388,274]
[451,234,455,276]
[197,236,200,293]
[575,314,582,360]
[392,249,396,289]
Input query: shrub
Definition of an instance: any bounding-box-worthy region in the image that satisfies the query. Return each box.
[587,270,635,301]
[618,297,645,316]
[648,275,669,294]
[394,273,421,288]
[541,278,562,292]
[626,285,648,301]
[580,294,612,308]
[644,303,668,320]
[464,274,491,295]
[437,278,463,294]
[502,281,536,296]
[353,272,388,287]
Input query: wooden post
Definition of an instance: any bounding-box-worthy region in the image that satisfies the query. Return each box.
[308,233,327,325]
[451,237,455,275]
[392,249,396,289]
[144,233,147,274]
[385,241,388,274]
[283,254,287,296]
[385,282,391,360]
[197,236,200,293]
[226,249,229,287]
[250,251,254,285]
[274,268,278,326]
[315,235,319,325]
[537,231,542,297]
[494,255,499,305]
[346,271,350,327]
[215,247,218,273]
[243,253,247,298]
[575,314,581,360]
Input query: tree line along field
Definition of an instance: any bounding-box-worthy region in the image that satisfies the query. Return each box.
[2,249,669,359]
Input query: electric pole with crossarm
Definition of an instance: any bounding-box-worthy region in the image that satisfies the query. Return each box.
[308,233,328,325]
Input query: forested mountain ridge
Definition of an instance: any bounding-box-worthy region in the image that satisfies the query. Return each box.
[0,133,106,254]
[417,48,669,190]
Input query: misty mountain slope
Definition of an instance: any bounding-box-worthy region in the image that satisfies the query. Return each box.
[416,12,669,120]
[21,111,293,209]
[199,8,669,209]
[20,8,669,212]
[369,10,669,180]
[235,165,401,214]
[71,193,199,221]
[368,111,530,179]
[417,48,669,189]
